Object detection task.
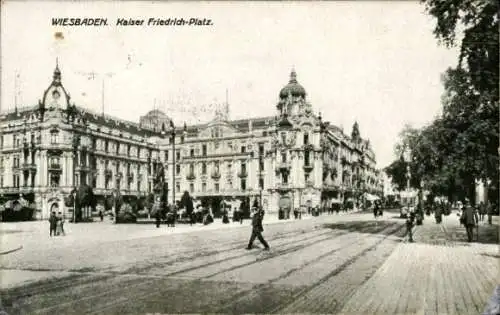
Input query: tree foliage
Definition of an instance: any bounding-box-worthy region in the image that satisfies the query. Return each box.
[386,1,499,203]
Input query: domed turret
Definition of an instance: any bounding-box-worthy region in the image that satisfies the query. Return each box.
[139,109,173,131]
[279,68,306,99]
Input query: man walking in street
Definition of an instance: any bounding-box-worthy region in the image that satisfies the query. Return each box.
[246,207,270,251]
[460,200,479,242]
[49,211,57,237]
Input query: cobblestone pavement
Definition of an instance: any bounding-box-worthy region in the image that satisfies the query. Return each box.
[0,211,497,314]
[340,213,499,315]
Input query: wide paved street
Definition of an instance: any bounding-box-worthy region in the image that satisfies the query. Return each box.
[0,211,498,314]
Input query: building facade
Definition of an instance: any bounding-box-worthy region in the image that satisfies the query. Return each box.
[0,63,383,219]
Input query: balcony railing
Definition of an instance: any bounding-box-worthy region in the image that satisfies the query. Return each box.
[278,162,291,171]
[211,171,221,180]
[303,143,314,151]
[303,163,313,172]
[48,163,62,172]
[75,165,90,172]
[21,163,37,171]
[237,170,248,178]
[127,172,134,182]
[186,172,196,180]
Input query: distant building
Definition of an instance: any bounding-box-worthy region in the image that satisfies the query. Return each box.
[0,63,383,219]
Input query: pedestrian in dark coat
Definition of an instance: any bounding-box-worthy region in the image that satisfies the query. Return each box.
[460,201,479,242]
[246,207,270,250]
[487,202,494,225]
[373,202,379,218]
[49,212,57,236]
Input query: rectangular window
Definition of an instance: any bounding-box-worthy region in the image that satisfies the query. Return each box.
[281,152,287,162]
[259,144,264,156]
[202,162,207,174]
[202,144,207,156]
[137,147,141,158]
[176,164,180,174]
[50,132,58,144]
[241,163,246,173]
[259,178,264,189]
[304,133,309,145]
[176,183,180,193]
[305,151,310,166]
[116,142,120,155]
[105,141,109,152]
[259,159,264,171]
[13,135,17,148]
[127,144,131,156]
[164,150,169,161]
[176,150,180,160]
[190,183,194,193]
[190,149,194,157]
[202,182,207,192]
[241,146,246,153]
[240,179,246,191]
[215,183,220,192]
[0,135,3,149]
[189,164,194,174]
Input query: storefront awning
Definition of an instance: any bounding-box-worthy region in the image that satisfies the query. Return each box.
[364,193,380,201]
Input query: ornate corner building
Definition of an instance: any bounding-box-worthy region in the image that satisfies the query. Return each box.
[0,63,383,219]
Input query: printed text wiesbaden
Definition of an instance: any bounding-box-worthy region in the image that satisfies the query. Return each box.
[52,18,213,26]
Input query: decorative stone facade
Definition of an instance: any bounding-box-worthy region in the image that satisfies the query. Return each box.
[0,63,384,219]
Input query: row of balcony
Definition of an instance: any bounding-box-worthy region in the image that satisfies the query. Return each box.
[185,170,248,180]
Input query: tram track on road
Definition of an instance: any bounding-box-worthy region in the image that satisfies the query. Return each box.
[213,223,403,313]
[5,226,329,313]
[30,228,341,314]
[87,222,404,315]
[1,226,305,305]
[6,219,405,315]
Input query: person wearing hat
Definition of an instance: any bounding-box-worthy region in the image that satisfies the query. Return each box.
[460,199,479,242]
[246,207,270,250]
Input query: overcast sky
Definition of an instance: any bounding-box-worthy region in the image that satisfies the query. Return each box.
[1,1,459,168]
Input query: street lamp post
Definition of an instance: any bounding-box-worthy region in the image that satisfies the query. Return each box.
[403,145,414,242]
[259,154,263,209]
[171,122,176,211]
[72,190,76,223]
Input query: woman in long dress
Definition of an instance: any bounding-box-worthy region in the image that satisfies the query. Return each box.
[56,212,65,236]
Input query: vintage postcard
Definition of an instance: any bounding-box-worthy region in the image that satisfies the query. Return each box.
[1,1,498,314]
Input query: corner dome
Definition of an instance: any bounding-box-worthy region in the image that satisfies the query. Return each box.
[144,109,168,117]
[140,108,173,131]
[279,69,306,98]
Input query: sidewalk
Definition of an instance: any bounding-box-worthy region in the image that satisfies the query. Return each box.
[340,214,499,315]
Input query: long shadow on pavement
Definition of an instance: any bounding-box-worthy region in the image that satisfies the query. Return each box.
[322,220,407,237]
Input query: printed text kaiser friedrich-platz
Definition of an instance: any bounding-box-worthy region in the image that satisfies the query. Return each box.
[51,17,213,27]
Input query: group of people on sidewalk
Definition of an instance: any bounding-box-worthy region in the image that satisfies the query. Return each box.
[48,211,65,237]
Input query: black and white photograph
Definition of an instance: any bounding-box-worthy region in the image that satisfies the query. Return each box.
[0,1,498,314]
